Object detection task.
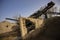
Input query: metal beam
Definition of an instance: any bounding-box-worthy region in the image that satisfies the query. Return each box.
[6,18,18,21]
[29,1,55,18]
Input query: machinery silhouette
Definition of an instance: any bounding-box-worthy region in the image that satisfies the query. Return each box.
[1,1,60,40]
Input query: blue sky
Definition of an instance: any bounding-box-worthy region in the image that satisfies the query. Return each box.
[0,0,60,21]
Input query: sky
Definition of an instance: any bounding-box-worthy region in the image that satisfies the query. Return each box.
[0,0,60,21]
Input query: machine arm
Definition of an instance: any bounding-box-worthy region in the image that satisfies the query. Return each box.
[29,1,55,18]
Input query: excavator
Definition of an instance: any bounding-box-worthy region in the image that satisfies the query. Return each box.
[6,1,55,32]
[0,1,56,40]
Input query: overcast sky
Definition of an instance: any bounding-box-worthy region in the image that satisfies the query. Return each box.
[0,0,60,21]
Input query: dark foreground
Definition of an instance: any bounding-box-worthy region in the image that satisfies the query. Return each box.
[24,17,60,40]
